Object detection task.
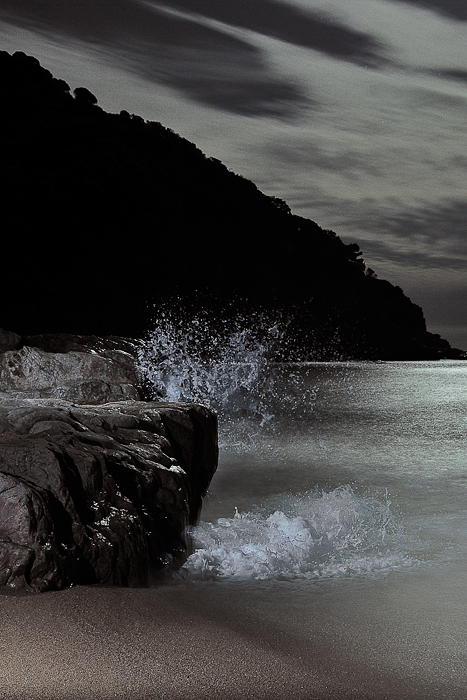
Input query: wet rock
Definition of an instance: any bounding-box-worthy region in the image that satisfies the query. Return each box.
[0,332,144,404]
[22,332,144,359]
[0,397,218,592]
[0,330,218,592]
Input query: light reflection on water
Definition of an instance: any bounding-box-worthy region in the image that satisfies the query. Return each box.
[137,319,467,573]
[139,318,467,581]
[199,361,467,576]
[139,325,467,695]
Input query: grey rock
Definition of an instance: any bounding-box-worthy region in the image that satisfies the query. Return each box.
[0,330,218,592]
[0,335,144,404]
[22,331,145,359]
[0,397,218,592]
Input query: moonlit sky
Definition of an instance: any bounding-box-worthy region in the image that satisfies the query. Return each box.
[1,0,466,347]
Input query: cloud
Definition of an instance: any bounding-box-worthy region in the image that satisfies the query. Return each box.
[0,0,311,117]
[428,68,467,83]
[356,238,464,271]
[156,0,389,67]
[265,140,387,181]
[337,198,467,270]
[0,0,389,117]
[388,0,467,21]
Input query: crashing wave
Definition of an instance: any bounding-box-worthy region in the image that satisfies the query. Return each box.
[138,310,414,582]
[182,485,414,581]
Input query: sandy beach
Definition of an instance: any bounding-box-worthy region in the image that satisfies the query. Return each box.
[1,571,466,700]
[0,584,331,700]
[0,583,347,700]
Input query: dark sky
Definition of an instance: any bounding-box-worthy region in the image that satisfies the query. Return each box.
[1,0,466,347]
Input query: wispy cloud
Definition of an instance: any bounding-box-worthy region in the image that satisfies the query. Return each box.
[389,0,467,21]
[427,68,467,83]
[0,0,310,116]
[336,198,467,271]
[154,0,389,66]
[0,0,388,116]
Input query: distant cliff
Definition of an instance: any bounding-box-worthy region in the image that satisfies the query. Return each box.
[0,50,461,360]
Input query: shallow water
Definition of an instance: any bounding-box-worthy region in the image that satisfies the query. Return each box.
[180,361,467,698]
[138,326,467,697]
[187,361,467,577]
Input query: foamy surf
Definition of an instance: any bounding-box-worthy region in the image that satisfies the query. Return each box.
[183,486,414,581]
[137,310,282,416]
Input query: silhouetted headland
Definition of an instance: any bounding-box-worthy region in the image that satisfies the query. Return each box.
[1,50,462,360]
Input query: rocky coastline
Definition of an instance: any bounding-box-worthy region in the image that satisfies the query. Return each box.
[0,330,218,592]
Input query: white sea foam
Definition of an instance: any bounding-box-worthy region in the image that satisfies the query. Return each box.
[136,309,322,438]
[183,485,414,581]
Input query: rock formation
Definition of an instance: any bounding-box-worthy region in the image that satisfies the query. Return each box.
[0,330,145,404]
[0,330,218,592]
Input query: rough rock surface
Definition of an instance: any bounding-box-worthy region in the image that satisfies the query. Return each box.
[0,398,217,592]
[0,331,218,592]
[0,332,145,405]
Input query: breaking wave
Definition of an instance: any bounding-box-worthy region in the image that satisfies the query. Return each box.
[183,485,414,581]
[136,308,324,441]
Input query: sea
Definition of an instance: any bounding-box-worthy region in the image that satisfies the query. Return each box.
[136,315,467,699]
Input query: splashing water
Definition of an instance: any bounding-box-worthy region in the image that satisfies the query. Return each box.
[137,310,287,422]
[138,310,414,582]
[183,486,414,581]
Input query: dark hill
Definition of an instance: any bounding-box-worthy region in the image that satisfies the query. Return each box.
[0,50,460,359]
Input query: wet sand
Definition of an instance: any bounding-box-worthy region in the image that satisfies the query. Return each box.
[0,575,465,700]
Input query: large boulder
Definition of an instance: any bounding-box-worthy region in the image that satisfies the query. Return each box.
[0,332,145,404]
[0,330,218,592]
[0,397,217,592]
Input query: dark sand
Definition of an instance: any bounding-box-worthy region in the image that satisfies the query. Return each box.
[0,573,466,700]
[0,584,335,700]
